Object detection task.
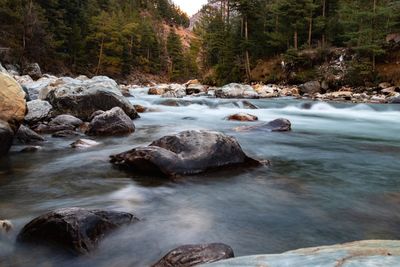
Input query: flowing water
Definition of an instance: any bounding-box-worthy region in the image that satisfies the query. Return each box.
[1,90,400,266]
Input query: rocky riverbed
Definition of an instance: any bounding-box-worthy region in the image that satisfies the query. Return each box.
[1,65,400,266]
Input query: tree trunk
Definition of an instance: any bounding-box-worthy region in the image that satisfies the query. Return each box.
[372,0,377,71]
[294,30,298,50]
[322,0,326,47]
[95,37,104,75]
[244,16,251,81]
[308,11,313,47]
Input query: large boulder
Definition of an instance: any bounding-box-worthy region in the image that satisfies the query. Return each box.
[390,96,400,104]
[86,107,135,136]
[299,81,321,95]
[110,130,259,178]
[18,75,58,100]
[0,72,27,131]
[25,100,53,125]
[235,118,292,132]
[0,120,14,155]
[45,76,139,120]
[17,207,138,256]
[215,83,259,99]
[186,84,207,95]
[152,243,234,267]
[23,63,42,80]
[33,114,83,134]
[203,240,400,267]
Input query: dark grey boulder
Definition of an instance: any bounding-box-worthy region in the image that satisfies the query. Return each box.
[14,125,45,144]
[110,130,259,178]
[152,243,234,267]
[235,118,292,132]
[17,207,138,256]
[49,115,83,128]
[390,96,400,104]
[25,100,53,125]
[86,107,135,136]
[0,120,14,156]
[23,63,42,80]
[45,77,139,121]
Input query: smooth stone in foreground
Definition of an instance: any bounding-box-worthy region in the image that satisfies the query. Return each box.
[153,243,234,267]
[235,118,291,132]
[17,208,138,255]
[110,130,259,178]
[201,240,400,267]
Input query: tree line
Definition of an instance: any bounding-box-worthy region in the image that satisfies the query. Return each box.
[0,0,195,80]
[195,0,400,85]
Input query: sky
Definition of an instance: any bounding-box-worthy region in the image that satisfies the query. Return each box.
[173,0,208,16]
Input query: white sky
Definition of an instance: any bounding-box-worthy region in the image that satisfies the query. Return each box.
[173,0,208,16]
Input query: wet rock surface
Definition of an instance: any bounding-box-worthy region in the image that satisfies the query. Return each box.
[227,113,258,122]
[235,118,292,132]
[86,107,135,136]
[152,243,234,267]
[110,130,260,178]
[0,120,14,156]
[25,100,53,125]
[17,208,137,255]
[14,125,45,144]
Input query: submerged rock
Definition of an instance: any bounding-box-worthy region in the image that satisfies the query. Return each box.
[203,240,400,267]
[17,208,138,255]
[235,118,292,132]
[152,243,234,267]
[0,220,13,234]
[227,113,258,122]
[86,107,135,136]
[110,130,259,178]
[70,139,100,149]
[45,76,139,120]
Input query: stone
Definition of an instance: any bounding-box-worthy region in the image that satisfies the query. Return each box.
[110,130,260,178]
[0,72,27,131]
[17,207,138,255]
[20,146,42,153]
[23,63,42,80]
[14,125,45,144]
[299,81,321,95]
[215,83,259,99]
[52,130,81,138]
[389,96,400,104]
[86,107,135,136]
[235,118,292,132]
[227,113,258,122]
[202,240,400,267]
[25,100,53,125]
[0,120,14,156]
[152,243,234,267]
[19,76,58,100]
[0,220,13,234]
[186,84,206,95]
[134,105,147,113]
[49,115,83,128]
[45,76,139,120]
[70,139,101,149]
[378,82,392,89]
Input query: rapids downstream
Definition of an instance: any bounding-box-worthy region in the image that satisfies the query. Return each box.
[1,90,400,266]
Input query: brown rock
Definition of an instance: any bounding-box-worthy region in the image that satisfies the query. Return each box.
[152,243,234,267]
[227,113,258,122]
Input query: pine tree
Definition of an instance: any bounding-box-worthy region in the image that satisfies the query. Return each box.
[167,28,185,81]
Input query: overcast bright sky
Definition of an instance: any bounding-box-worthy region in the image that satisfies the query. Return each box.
[173,0,208,16]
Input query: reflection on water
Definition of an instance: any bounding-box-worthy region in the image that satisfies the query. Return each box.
[1,94,400,266]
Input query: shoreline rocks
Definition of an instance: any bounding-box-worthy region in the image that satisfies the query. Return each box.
[17,208,138,255]
[152,243,234,267]
[110,130,260,178]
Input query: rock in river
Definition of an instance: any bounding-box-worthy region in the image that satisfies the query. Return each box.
[110,130,259,178]
[227,113,258,122]
[17,207,138,255]
[86,107,135,136]
[235,118,291,132]
[0,120,14,156]
[14,125,45,144]
[215,83,259,99]
[152,243,234,267]
[45,76,139,120]
[25,100,53,125]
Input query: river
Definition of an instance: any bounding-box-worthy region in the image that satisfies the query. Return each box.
[1,90,400,266]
